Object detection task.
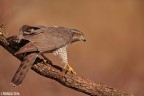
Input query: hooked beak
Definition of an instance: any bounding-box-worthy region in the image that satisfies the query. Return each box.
[80,35,86,42]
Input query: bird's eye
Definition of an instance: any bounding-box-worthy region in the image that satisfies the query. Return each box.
[75,33,81,36]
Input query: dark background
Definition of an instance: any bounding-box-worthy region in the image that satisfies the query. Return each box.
[0,0,144,96]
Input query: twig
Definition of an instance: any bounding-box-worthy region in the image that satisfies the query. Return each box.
[0,25,131,96]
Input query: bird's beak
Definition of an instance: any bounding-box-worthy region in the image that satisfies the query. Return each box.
[80,35,86,42]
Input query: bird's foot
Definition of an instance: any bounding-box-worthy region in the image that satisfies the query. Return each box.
[14,38,21,43]
[65,64,76,74]
[43,59,52,65]
[41,54,53,65]
[43,59,48,64]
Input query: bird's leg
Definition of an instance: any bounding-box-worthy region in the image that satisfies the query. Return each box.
[53,46,76,74]
[41,54,52,65]
[64,64,76,74]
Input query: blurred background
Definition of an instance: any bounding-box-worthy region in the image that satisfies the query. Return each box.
[0,0,144,96]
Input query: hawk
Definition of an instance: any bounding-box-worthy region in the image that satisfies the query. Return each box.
[11,25,86,86]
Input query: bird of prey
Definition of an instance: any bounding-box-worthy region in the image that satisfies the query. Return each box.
[11,25,86,86]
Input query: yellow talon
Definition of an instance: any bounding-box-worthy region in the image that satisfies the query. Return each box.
[67,64,76,74]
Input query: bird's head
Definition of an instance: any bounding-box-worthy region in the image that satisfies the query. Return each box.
[70,29,86,43]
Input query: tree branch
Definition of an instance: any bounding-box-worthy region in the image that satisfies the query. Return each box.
[0,25,131,96]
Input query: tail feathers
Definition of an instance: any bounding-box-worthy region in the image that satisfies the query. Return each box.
[11,53,38,86]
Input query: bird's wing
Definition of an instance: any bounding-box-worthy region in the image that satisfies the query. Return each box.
[19,25,45,35]
[11,53,38,86]
[18,27,72,53]
[30,33,69,53]
[15,42,38,55]
[18,25,46,41]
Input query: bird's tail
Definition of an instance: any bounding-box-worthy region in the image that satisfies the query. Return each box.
[11,53,38,87]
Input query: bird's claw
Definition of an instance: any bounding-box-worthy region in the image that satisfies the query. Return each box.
[67,64,76,74]
[43,59,48,64]
[43,59,52,65]
[41,54,53,65]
